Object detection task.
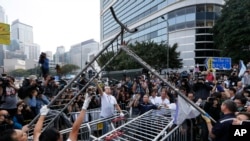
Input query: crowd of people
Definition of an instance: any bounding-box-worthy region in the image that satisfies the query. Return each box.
[0,60,250,141]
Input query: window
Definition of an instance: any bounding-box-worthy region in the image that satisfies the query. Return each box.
[206,21,214,27]
[168,11,176,19]
[196,21,205,27]
[176,9,186,16]
[186,21,195,28]
[206,5,214,12]
[196,35,213,41]
[186,6,196,14]
[196,43,215,49]
[197,5,205,12]
[206,12,215,20]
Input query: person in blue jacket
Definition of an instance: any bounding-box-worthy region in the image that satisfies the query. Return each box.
[39,52,49,78]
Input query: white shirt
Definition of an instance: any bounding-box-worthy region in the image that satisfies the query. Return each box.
[100,93,117,118]
[155,97,170,106]
[149,96,158,105]
[155,97,170,115]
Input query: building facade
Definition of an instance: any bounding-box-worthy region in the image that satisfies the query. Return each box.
[11,19,33,43]
[54,46,66,64]
[0,5,7,67]
[3,59,26,72]
[11,19,40,60]
[69,39,99,70]
[100,0,225,70]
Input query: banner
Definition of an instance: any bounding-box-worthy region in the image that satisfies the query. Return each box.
[174,96,200,125]
[0,23,10,45]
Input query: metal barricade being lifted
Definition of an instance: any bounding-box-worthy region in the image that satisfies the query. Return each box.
[61,109,129,140]
[97,109,174,141]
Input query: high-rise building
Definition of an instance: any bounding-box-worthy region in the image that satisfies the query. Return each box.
[100,0,225,70]
[11,19,33,43]
[55,46,65,64]
[0,5,7,23]
[0,5,7,67]
[69,39,99,70]
[11,19,40,60]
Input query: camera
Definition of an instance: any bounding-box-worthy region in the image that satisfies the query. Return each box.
[0,77,9,87]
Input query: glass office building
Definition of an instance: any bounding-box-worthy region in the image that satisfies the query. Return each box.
[100,0,225,70]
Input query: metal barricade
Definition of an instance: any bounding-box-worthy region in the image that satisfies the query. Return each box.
[160,119,194,141]
[97,109,174,141]
[61,110,129,140]
[69,108,101,123]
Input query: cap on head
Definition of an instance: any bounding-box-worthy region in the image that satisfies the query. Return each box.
[27,75,37,80]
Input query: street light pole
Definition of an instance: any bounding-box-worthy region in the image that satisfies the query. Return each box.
[81,42,82,70]
[161,16,169,72]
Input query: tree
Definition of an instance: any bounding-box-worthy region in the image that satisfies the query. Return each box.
[213,0,250,63]
[60,64,80,75]
[8,69,29,77]
[97,41,182,71]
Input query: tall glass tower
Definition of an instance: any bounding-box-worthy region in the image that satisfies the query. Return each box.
[100,0,225,70]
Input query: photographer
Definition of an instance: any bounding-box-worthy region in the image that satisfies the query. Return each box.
[228,69,240,87]
[0,75,19,117]
[132,75,148,101]
[193,77,213,101]
[27,89,49,115]
[39,52,49,78]
[0,109,13,133]
[43,74,59,99]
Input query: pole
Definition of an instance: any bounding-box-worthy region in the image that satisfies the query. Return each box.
[161,16,169,72]
[167,20,169,72]
[81,42,82,70]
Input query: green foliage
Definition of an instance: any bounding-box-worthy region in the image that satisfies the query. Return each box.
[213,0,250,63]
[60,64,80,75]
[97,41,182,71]
[8,69,29,77]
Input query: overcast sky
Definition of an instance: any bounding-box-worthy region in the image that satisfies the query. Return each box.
[0,0,100,53]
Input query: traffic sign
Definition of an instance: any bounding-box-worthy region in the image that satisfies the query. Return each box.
[205,57,231,70]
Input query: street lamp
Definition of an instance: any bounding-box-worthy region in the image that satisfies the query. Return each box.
[161,16,170,72]
[80,42,82,70]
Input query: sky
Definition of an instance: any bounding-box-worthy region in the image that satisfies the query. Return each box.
[0,0,100,53]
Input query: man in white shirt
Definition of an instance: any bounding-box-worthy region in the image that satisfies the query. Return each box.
[155,87,171,116]
[94,79,124,134]
[149,89,158,104]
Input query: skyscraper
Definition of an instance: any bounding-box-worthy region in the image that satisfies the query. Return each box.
[11,19,40,60]
[70,39,99,70]
[100,0,225,70]
[0,5,7,67]
[11,19,33,43]
[55,46,65,64]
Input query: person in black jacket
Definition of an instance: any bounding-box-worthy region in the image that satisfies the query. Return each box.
[193,77,213,101]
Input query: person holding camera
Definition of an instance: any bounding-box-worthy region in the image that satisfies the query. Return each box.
[39,52,49,78]
[0,75,19,118]
[43,74,59,99]
[193,77,213,101]
[0,109,13,133]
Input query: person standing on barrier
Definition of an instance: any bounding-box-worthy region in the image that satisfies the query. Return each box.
[202,99,237,141]
[94,79,124,134]
[33,94,93,141]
